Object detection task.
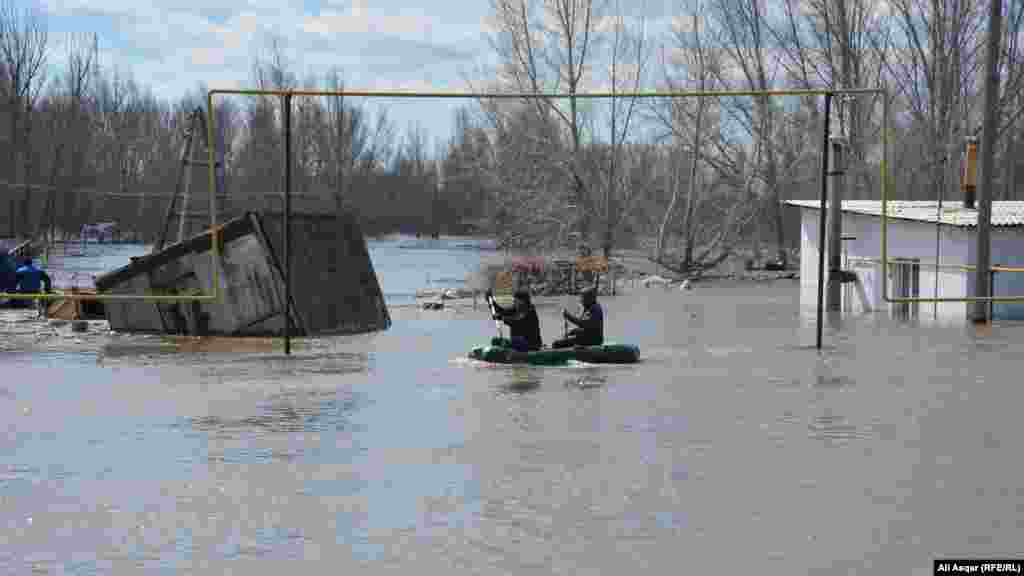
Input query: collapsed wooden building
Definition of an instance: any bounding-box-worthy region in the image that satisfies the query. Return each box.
[94,108,390,336]
[94,205,391,337]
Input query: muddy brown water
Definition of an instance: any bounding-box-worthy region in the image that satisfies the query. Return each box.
[3,245,1024,574]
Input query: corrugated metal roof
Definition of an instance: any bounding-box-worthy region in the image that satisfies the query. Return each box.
[784,200,1024,227]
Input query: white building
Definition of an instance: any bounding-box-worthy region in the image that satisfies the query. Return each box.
[786,199,1024,324]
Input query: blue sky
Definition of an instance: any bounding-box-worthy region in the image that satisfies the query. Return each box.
[38,0,686,148]
[39,0,504,147]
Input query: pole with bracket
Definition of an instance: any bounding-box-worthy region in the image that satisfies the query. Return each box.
[827,134,847,312]
[973,0,1002,324]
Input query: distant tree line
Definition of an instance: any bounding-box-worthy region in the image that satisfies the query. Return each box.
[3,0,1024,272]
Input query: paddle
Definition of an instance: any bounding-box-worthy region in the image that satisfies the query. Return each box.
[485,292,503,340]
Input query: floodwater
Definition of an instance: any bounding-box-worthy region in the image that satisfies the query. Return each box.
[3,238,1024,575]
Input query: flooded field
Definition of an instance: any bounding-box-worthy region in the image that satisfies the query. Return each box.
[3,240,1023,574]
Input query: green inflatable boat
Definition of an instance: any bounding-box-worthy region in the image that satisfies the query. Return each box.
[468,338,641,365]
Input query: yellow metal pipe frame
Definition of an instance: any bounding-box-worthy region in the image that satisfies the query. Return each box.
[2,223,225,302]
[7,86,886,303]
[847,256,1024,275]
[207,87,885,99]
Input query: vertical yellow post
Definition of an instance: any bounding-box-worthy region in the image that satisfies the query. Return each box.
[881,98,890,305]
[207,92,220,304]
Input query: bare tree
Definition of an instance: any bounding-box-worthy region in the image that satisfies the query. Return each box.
[593,1,648,257]
[706,0,789,266]
[879,0,985,202]
[32,95,64,240]
[770,0,888,198]
[320,69,394,203]
[91,67,145,225]
[999,1,1024,199]
[57,32,97,235]
[648,2,755,275]
[486,0,600,248]
[0,0,48,235]
[231,35,296,208]
[477,98,568,248]
[440,106,496,233]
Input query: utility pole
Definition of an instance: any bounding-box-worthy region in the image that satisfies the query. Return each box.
[283,93,293,355]
[973,0,1003,324]
[815,93,832,351]
[827,134,846,311]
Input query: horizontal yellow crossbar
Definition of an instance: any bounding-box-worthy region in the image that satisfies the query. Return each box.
[1,293,219,301]
[5,226,223,303]
[886,295,1024,303]
[11,88,885,305]
[848,256,1024,274]
[209,88,885,99]
[847,257,1024,303]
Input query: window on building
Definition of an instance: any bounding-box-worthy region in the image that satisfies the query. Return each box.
[890,257,920,320]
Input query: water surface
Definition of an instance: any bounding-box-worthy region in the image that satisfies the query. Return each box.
[2,239,1022,575]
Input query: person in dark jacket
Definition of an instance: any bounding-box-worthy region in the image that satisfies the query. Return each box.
[0,252,17,307]
[553,286,603,348]
[0,252,16,293]
[489,289,543,352]
[6,258,51,309]
[16,257,51,294]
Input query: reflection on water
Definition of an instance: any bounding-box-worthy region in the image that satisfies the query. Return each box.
[99,338,373,381]
[189,390,366,436]
[813,374,856,388]
[565,375,607,390]
[500,369,542,395]
[807,413,876,444]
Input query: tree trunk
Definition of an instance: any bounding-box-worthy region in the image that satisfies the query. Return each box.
[20,104,33,236]
[656,150,680,267]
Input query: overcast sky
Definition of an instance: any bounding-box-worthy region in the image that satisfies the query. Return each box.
[37,0,687,147]
[39,0,502,147]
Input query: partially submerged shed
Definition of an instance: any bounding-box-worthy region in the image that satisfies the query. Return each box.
[787,199,1024,323]
[95,209,390,336]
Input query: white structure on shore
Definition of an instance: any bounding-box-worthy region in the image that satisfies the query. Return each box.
[786,199,1024,323]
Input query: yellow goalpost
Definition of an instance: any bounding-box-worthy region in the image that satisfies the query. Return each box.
[8,85,925,321]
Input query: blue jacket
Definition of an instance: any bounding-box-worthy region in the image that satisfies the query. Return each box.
[15,262,52,293]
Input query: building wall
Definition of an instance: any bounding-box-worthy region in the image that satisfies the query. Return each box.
[796,208,1014,324]
[985,228,1024,320]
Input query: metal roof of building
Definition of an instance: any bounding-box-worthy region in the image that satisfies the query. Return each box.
[785,200,1024,227]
